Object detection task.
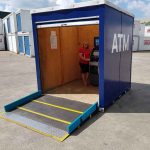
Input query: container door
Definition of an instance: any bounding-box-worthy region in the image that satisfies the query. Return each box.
[60,26,80,84]
[37,28,62,92]
[16,13,22,32]
[18,36,24,53]
[24,36,30,56]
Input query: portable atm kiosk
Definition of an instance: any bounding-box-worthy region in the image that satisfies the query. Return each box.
[89,37,99,86]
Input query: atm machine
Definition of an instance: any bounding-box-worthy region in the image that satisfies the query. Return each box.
[89,37,99,86]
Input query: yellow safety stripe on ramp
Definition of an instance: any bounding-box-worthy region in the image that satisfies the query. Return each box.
[18,107,71,125]
[0,114,69,142]
[33,100,83,114]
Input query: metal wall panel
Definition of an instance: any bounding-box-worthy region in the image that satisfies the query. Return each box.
[102,6,133,108]
[102,6,122,108]
[119,14,133,95]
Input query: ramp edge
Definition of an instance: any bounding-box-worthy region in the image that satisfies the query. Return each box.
[4,91,42,112]
[67,102,98,134]
[0,113,69,142]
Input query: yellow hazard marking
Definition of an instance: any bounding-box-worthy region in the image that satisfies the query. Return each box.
[33,100,83,114]
[18,107,71,125]
[0,114,69,142]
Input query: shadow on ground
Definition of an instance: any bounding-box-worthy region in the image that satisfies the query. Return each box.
[107,82,150,113]
[71,82,150,136]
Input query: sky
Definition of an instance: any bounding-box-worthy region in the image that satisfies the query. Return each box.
[0,0,150,19]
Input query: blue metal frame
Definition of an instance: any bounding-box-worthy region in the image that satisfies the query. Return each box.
[5,91,42,112]
[32,21,42,91]
[67,102,98,134]
[99,7,105,108]
[32,5,105,97]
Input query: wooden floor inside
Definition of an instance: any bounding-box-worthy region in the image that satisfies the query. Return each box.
[46,80,99,104]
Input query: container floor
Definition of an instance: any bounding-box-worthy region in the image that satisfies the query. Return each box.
[47,80,99,104]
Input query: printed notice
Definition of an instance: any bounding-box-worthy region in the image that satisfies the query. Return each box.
[50,31,58,49]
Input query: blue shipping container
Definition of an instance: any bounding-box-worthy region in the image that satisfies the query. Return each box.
[31,1,134,109]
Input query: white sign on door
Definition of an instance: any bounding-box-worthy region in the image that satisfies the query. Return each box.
[50,31,58,49]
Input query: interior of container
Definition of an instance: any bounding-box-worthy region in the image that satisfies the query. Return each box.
[37,24,99,105]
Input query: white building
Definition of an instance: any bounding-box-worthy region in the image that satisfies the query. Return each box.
[3,10,35,57]
[133,20,150,51]
[0,19,5,51]
[145,26,150,37]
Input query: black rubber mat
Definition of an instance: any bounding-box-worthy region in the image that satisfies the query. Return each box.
[38,95,91,111]
[22,102,81,122]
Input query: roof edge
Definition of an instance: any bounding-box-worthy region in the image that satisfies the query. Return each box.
[31,0,134,17]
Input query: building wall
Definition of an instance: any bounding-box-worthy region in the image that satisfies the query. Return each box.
[139,36,150,51]
[145,26,150,37]
[0,19,4,34]
[0,19,5,50]
[133,21,150,51]
[3,10,35,56]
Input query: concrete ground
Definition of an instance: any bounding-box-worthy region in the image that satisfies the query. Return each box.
[0,51,150,150]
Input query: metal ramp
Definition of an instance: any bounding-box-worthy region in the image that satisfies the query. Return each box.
[0,92,98,142]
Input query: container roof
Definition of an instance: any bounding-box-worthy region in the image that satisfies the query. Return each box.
[31,0,134,17]
[0,11,10,19]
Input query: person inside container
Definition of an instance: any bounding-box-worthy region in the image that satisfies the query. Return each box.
[79,42,92,86]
